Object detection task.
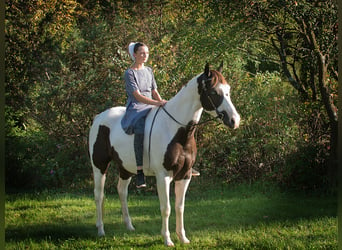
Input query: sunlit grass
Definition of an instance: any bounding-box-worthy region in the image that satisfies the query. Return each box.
[5,183,337,249]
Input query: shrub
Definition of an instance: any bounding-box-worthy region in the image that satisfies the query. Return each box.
[5,127,91,191]
[194,71,331,191]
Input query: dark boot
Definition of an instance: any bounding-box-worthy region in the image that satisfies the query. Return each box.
[136,170,146,188]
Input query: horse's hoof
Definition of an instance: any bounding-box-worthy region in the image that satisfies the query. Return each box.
[126,224,135,231]
[177,232,190,244]
[182,238,190,244]
[97,227,105,237]
[164,239,175,247]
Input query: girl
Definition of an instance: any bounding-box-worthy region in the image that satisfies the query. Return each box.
[121,42,200,188]
[121,42,166,188]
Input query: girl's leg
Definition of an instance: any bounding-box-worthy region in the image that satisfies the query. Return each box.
[134,117,146,188]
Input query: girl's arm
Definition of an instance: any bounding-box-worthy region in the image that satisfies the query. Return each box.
[152,89,163,102]
[133,90,166,106]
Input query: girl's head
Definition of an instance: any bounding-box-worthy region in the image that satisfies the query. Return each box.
[128,42,149,63]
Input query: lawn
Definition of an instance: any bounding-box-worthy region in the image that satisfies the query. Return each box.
[5,180,337,249]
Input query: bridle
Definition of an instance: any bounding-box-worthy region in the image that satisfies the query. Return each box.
[199,85,225,123]
[155,73,226,128]
[198,73,226,123]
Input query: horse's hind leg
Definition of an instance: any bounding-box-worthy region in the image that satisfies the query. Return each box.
[93,167,106,236]
[117,177,135,231]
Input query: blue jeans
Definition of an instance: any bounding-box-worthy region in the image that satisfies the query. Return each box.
[133,117,145,166]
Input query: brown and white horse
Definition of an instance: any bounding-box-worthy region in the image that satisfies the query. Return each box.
[88,63,240,246]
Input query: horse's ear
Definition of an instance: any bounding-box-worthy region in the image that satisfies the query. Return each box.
[218,61,223,73]
[204,62,210,77]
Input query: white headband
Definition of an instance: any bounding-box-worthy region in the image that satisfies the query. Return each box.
[128,42,136,61]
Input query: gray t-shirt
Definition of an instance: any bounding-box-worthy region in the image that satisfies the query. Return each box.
[121,67,158,134]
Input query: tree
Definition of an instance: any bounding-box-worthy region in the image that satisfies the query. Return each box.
[5,0,81,132]
[5,0,336,190]
[240,0,338,184]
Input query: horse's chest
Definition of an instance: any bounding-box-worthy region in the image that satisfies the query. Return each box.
[163,125,197,180]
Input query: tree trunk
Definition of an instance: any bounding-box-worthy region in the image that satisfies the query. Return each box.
[312,32,338,187]
[271,37,308,100]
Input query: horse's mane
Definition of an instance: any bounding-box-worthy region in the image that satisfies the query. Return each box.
[177,69,228,96]
[209,70,228,87]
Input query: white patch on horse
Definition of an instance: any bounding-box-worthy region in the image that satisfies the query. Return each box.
[217,84,240,129]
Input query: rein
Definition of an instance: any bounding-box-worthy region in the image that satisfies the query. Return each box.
[148,106,162,169]
[161,105,222,127]
[148,92,224,169]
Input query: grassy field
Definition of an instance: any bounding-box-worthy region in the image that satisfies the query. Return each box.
[5,180,337,249]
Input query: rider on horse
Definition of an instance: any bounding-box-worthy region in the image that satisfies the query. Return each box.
[121,42,199,188]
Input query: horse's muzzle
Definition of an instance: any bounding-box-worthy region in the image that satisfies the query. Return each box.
[221,111,240,129]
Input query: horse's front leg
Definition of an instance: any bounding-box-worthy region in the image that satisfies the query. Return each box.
[156,173,174,246]
[175,178,191,244]
[117,177,135,231]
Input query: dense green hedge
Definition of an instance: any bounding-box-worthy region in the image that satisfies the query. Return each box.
[5,0,336,192]
[5,70,330,192]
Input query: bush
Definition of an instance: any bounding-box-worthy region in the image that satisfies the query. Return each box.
[5,70,331,192]
[194,71,331,191]
[5,1,333,192]
[5,127,91,191]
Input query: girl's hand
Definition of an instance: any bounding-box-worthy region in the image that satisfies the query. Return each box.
[158,100,167,106]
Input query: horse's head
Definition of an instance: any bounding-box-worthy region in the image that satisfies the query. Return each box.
[197,63,240,129]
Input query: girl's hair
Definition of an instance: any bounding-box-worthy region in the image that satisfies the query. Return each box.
[134,42,147,53]
[128,42,148,61]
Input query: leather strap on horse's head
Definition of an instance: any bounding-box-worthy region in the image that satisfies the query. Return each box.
[197,64,224,119]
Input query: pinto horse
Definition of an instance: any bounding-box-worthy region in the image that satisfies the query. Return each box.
[88,63,240,246]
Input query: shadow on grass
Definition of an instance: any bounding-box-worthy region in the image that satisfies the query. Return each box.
[5,212,163,244]
[184,185,336,230]
[6,220,157,239]
[5,183,337,248]
[6,223,96,242]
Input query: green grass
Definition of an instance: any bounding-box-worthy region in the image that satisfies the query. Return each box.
[5,181,337,249]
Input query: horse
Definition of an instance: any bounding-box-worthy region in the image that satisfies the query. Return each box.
[88,62,240,246]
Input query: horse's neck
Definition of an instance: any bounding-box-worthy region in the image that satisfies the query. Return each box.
[166,78,203,125]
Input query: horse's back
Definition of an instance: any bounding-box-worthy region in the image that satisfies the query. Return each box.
[89,105,170,176]
[92,106,126,127]
[89,106,126,151]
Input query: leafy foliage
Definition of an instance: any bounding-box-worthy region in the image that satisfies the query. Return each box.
[5,0,337,192]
